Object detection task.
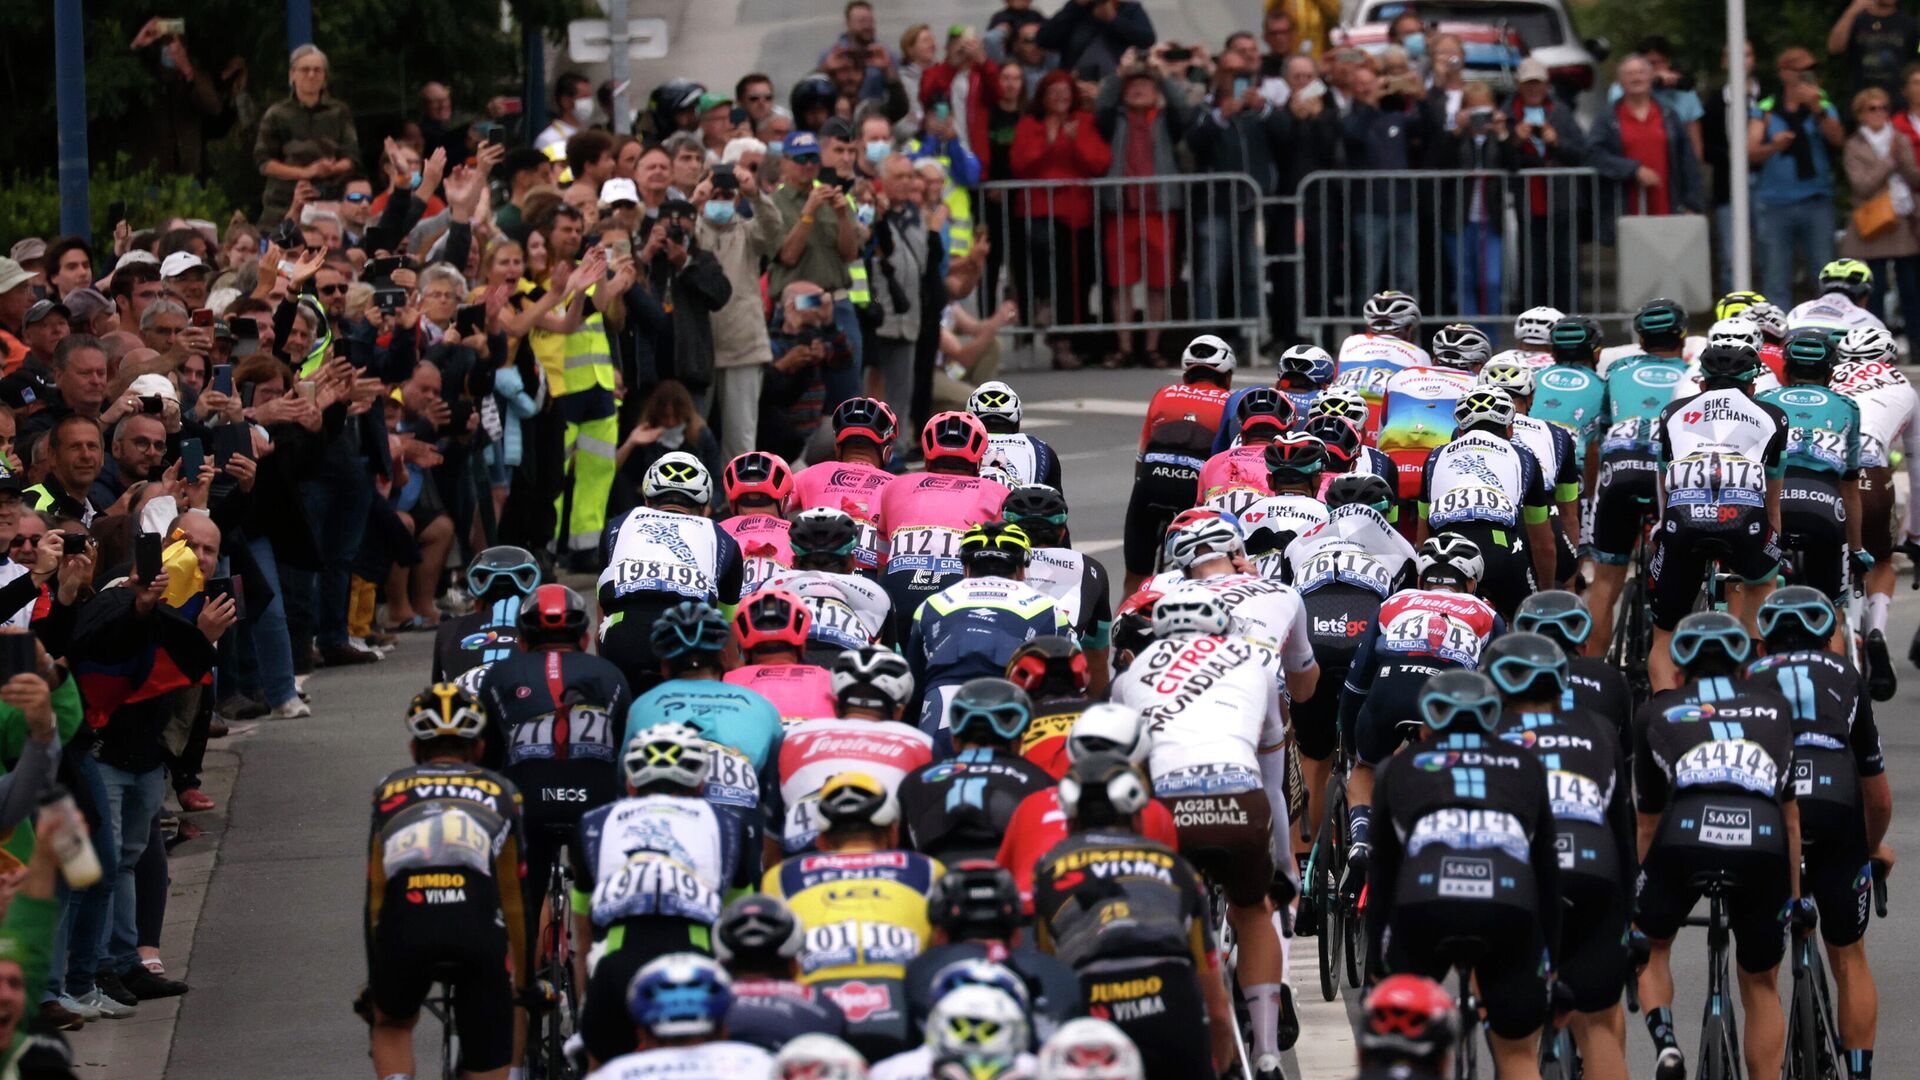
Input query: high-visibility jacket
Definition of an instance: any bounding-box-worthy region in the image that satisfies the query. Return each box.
[560,284,615,395]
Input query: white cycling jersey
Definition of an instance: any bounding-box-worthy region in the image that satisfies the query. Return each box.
[1240,493,1330,553]
[1165,573,1317,672]
[1834,358,1920,535]
[1025,545,1098,631]
[575,795,731,927]
[1286,504,1416,584]
[586,1042,774,1080]
[1657,388,1787,463]
[599,506,734,604]
[752,567,892,652]
[1113,634,1289,777]
[1788,294,1886,334]
[984,433,1056,488]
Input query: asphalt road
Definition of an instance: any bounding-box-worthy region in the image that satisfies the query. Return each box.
[163,365,1920,1078]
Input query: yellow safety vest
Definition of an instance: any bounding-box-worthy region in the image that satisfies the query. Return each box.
[560,284,615,395]
[297,297,332,378]
[944,187,973,257]
[844,192,871,307]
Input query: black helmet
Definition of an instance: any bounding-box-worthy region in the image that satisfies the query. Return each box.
[959,522,1031,570]
[1265,433,1328,484]
[714,893,804,966]
[1236,386,1295,425]
[949,677,1035,744]
[833,396,899,448]
[1006,635,1089,696]
[1782,327,1838,378]
[1756,585,1837,649]
[927,861,1022,936]
[1670,611,1753,670]
[517,583,589,647]
[1697,343,1761,384]
[1001,484,1069,545]
[1513,590,1592,653]
[790,507,861,567]
[1547,315,1603,365]
[789,74,838,120]
[1305,413,1362,466]
[1482,632,1570,702]
[1633,297,1687,348]
[1326,473,1394,513]
[648,79,705,130]
[1417,670,1502,735]
[467,545,541,602]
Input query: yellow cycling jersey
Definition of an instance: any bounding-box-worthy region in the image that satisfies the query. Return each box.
[761,848,944,983]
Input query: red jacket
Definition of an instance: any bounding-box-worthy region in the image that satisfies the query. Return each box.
[1894,109,1920,163]
[920,59,1001,165]
[1008,112,1111,227]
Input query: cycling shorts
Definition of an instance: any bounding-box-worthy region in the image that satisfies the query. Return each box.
[1077,957,1214,1080]
[1124,459,1202,576]
[582,916,713,1064]
[1443,522,1533,622]
[1157,770,1276,908]
[1588,453,1659,564]
[1780,471,1849,603]
[1556,872,1629,1014]
[1634,797,1790,973]
[1551,515,1577,586]
[881,571,962,643]
[1354,662,1454,767]
[370,873,515,1072]
[1796,772,1873,948]
[1645,505,1782,633]
[598,596,681,696]
[1859,466,1894,563]
[1292,687,1341,762]
[1382,896,1548,1040]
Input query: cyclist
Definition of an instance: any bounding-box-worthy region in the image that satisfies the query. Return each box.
[770,647,933,857]
[1334,290,1433,438]
[1215,343,1337,452]
[599,452,745,692]
[1037,1018,1145,1080]
[366,685,526,1080]
[572,723,747,1065]
[907,522,1070,738]
[594,953,774,1078]
[1353,975,1459,1080]
[1028,751,1237,1080]
[1529,315,1607,478]
[1366,671,1558,1080]
[1747,588,1890,1080]
[434,545,541,682]
[1004,636,1093,777]
[763,772,946,1059]
[1478,357,1582,587]
[1109,588,1298,1079]
[905,864,1083,1042]
[878,412,1010,629]
[1830,326,1920,688]
[1512,591,1634,740]
[899,678,1055,860]
[1789,259,1887,333]
[1291,543,1395,847]
[714,894,849,1051]
[475,583,632,948]
[721,452,796,593]
[790,398,901,574]
[1161,517,1321,686]
[1633,612,1800,1080]
[872,984,1035,1080]
[1003,485,1114,695]
[1342,535,1504,869]
[1121,333,1236,594]
[758,508,896,664]
[629,601,782,839]
[970,381,1063,490]
[1288,473,1417,585]
[1487,633,1633,1080]
[1378,323,1484,501]
[725,589,837,722]
[1197,389,1296,511]
[1646,342,1789,691]
[776,1035,870,1080]
[1513,305,1565,364]
[1416,386,1557,616]
[1585,298,1696,660]
[1756,328,1867,619]
[1598,296,1695,375]
[1240,434,1331,574]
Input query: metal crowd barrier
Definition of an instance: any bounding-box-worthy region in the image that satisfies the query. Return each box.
[977,172,1269,348]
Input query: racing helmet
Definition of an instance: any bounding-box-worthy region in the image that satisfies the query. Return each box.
[1745,301,1789,343]
[816,771,899,828]
[1277,344,1336,389]
[960,521,1032,571]
[648,79,706,124]
[1165,516,1244,571]
[625,953,732,1036]
[967,380,1023,432]
[1482,631,1570,701]
[1325,473,1394,514]
[1836,325,1897,366]
[926,863,1024,938]
[1477,357,1535,397]
[1756,585,1838,649]
[1001,484,1069,545]
[1236,386,1296,427]
[1513,306,1565,347]
[1513,590,1592,652]
[776,1036,868,1080]
[1359,975,1459,1068]
[642,451,714,508]
[714,893,805,966]
[517,583,589,647]
[622,722,713,792]
[923,411,990,465]
[467,545,541,602]
[790,507,861,564]
[1067,703,1150,766]
[1714,290,1768,322]
[1364,290,1422,339]
[732,589,811,652]
[1039,1018,1145,1080]
[1548,315,1603,365]
[927,986,1030,1078]
[722,451,793,508]
[1416,533,1484,587]
[1058,750,1151,822]
[949,677,1035,743]
[1819,258,1874,303]
[1110,590,1160,658]
[1418,670,1503,735]
[1266,432,1328,483]
[1431,323,1493,369]
[1784,327,1840,378]
[650,601,732,666]
[1152,585,1232,637]
[929,957,1031,1012]
[1633,297,1687,349]
[832,645,914,712]
[1696,342,1762,384]
[789,74,838,121]
[1706,317,1762,355]
[1181,333,1237,374]
[1670,610,1753,668]
[1452,386,1516,431]
[406,683,487,743]
[1309,386,1371,428]
[1305,414,1363,467]
[1006,635,1089,695]
[833,397,899,448]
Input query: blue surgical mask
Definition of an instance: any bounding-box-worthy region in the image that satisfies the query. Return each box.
[1401,31,1426,58]
[865,140,891,164]
[767,139,786,156]
[855,203,876,228]
[409,170,423,189]
[702,200,736,225]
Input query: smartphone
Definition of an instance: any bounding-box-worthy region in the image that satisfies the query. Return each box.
[134,532,164,584]
[211,423,253,466]
[1233,76,1252,98]
[1164,45,1193,62]
[297,380,318,404]
[455,303,486,337]
[58,533,89,558]
[0,634,36,682]
[473,121,504,144]
[1523,105,1547,127]
[606,233,633,260]
[729,106,748,127]
[190,308,214,329]
[211,365,233,396]
[1296,80,1327,102]
[108,200,127,227]
[203,576,235,609]
[446,399,475,436]
[239,382,257,409]
[178,438,203,480]
[1469,107,1493,134]
[373,287,407,313]
[365,256,404,285]
[155,17,186,36]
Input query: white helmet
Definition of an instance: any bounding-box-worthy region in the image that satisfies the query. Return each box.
[1309,386,1370,427]
[1838,325,1898,366]
[831,645,914,710]
[1453,386,1516,430]
[1513,306,1565,347]
[927,985,1031,1072]
[1431,323,1493,370]
[1745,301,1788,342]
[642,451,714,506]
[1067,703,1150,766]
[777,1035,869,1080]
[622,722,713,791]
[1152,586,1233,638]
[1363,290,1422,339]
[1708,316,1762,354]
[967,380,1023,428]
[1416,533,1485,586]
[1477,357,1535,396]
[1038,1018,1145,1080]
[1165,516,1244,571]
[1181,334,1237,374]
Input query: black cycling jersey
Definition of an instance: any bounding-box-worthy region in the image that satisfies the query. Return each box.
[475,649,633,821]
[1497,707,1634,888]
[1566,656,1635,749]
[725,978,850,1052]
[904,942,1084,1045]
[1031,828,1217,971]
[898,748,1055,862]
[431,601,523,683]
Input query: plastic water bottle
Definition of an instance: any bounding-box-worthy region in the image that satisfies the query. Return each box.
[36,785,100,888]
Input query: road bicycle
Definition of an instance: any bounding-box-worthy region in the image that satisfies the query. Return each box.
[525,840,583,1080]
[1682,873,1744,1080]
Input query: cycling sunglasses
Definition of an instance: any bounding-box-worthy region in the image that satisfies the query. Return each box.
[469,562,540,597]
[953,700,1032,741]
[1520,607,1591,646]
[1487,655,1566,697]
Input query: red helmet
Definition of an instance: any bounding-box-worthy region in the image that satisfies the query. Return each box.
[517,583,589,646]
[1358,975,1458,1066]
[922,411,989,465]
[1167,507,1224,535]
[732,589,812,653]
[723,452,794,507]
[1238,412,1290,440]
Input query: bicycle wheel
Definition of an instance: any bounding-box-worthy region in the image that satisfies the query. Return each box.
[441,986,460,1080]
[1808,947,1846,1080]
[543,870,581,1080]
[1312,840,1340,1002]
[1786,938,1820,1080]
[1343,893,1366,989]
[1454,975,1479,1080]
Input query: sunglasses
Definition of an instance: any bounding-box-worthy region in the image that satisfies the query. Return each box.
[345,192,374,204]
[745,93,773,103]
[317,283,349,295]
[7,534,38,549]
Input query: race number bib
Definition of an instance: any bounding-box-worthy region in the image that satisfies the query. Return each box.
[703,744,761,809]
[508,706,616,765]
[1207,487,1265,519]
[591,854,720,925]
[1296,550,1392,595]
[381,806,495,877]
[1546,769,1606,825]
[612,558,715,600]
[1380,609,1483,666]
[1428,483,1517,529]
[800,920,922,976]
[1674,738,1780,795]
[853,520,882,571]
[884,526,963,576]
[1664,454,1765,510]
[805,596,872,650]
[1786,427,1848,472]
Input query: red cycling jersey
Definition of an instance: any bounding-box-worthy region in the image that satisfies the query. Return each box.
[1138,382,1232,454]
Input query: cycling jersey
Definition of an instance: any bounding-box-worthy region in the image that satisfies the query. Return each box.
[475,650,632,822]
[1833,357,1920,472]
[1497,707,1633,886]
[771,720,936,853]
[1127,382,1233,576]
[725,663,837,724]
[599,506,745,610]
[1334,333,1432,436]
[1239,493,1330,559]
[1656,388,1790,467]
[1598,355,1689,456]
[1342,590,1504,765]
[570,794,744,930]
[1212,385,1322,453]
[432,599,522,683]
[908,576,1070,734]
[722,513,794,593]
[1031,829,1216,970]
[1380,366,1475,499]
[1316,448,1399,504]
[589,1042,775,1080]
[1017,694,1089,779]
[984,432,1063,489]
[1024,546,1113,651]
[1565,657,1635,746]
[1787,293,1886,333]
[1113,635,1290,777]
[754,566,894,659]
[877,474,1009,625]
[997,789,1180,909]
[1137,382,1232,457]
[1286,504,1416,585]
[763,849,945,982]
[1196,445,1275,504]
[1511,415,1580,505]
[1292,551,1393,760]
[1530,364,1607,468]
[627,679,782,819]
[790,461,894,572]
[1419,430,1553,531]
[898,747,1054,860]
[725,979,849,1052]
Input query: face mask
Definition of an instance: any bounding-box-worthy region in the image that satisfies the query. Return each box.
[139,495,180,538]
[855,203,876,228]
[1401,32,1426,58]
[767,139,786,156]
[571,98,595,124]
[865,140,891,164]
[657,424,687,449]
[408,170,422,189]
[702,201,736,225]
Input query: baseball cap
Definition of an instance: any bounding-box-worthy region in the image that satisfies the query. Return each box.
[697,92,733,113]
[7,239,45,266]
[0,368,55,410]
[0,259,30,295]
[600,178,640,206]
[1517,57,1549,83]
[160,252,210,279]
[23,299,70,327]
[785,131,822,159]
[128,373,180,404]
[62,287,112,325]
[114,250,160,273]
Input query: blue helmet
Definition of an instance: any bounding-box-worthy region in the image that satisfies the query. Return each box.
[1278,344,1336,389]
[1418,671,1502,735]
[1756,585,1836,646]
[929,958,1032,1013]
[467,545,541,601]
[626,953,734,1036]
[1670,611,1752,668]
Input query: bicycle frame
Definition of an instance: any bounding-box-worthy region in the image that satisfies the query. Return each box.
[1785,924,1845,1080]
[1695,882,1744,1080]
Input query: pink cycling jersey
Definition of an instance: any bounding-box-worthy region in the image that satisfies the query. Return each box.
[724,663,837,722]
[876,474,1008,574]
[722,514,794,593]
[1196,446,1275,503]
[789,461,894,570]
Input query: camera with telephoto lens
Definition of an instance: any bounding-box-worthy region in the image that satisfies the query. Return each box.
[666,223,688,247]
